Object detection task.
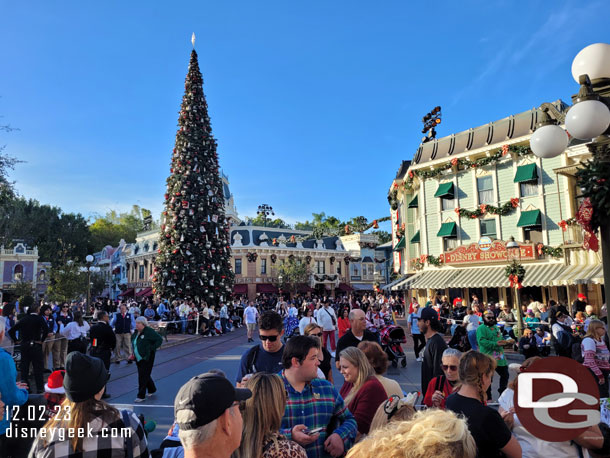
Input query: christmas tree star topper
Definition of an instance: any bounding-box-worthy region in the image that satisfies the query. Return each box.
[191,32,196,48]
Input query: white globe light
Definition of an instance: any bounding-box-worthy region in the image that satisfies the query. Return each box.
[85,254,94,263]
[572,43,610,83]
[529,124,569,159]
[565,100,610,140]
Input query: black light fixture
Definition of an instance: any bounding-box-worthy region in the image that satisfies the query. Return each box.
[421,106,442,143]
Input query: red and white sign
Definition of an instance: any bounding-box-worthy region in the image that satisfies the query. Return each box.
[444,240,535,265]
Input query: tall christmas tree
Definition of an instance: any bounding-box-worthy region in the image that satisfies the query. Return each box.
[153,40,234,304]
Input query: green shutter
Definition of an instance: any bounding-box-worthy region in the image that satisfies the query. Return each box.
[393,237,406,251]
[408,195,418,208]
[410,230,420,243]
[434,182,454,198]
[517,209,542,227]
[437,222,457,237]
[514,164,538,183]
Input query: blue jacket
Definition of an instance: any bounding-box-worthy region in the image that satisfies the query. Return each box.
[0,347,28,435]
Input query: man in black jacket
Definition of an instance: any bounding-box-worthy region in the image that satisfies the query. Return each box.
[90,311,116,399]
[335,309,378,368]
[8,303,48,393]
[419,307,447,393]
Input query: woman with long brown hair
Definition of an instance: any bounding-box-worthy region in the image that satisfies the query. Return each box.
[445,351,521,458]
[29,352,148,457]
[233,373,306,458]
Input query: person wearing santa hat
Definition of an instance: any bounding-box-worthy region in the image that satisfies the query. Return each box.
[573,293,588,316]
[43,370,66,420]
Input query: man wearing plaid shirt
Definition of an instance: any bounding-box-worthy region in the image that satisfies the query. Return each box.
[280,335,357,458]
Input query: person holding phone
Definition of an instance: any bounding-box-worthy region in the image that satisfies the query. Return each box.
[423,348,461,408]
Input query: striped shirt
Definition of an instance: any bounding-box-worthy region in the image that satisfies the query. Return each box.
[582,336,610,379]
[280,372,357,458]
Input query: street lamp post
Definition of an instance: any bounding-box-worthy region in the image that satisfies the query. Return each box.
[529,43,610,299]
[506,237,524,339]
[85,255,94,308]
[82,255,100,309]
[257,204,274,227]
[278,274,283,301]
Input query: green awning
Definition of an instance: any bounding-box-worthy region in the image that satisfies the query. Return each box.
[408,195,418,208]
[517,209,542,227]
[437,222,457,237]
[514,163,538,183]
[434,182,454,198]
[393,237,406,251]
[410,230,420,243]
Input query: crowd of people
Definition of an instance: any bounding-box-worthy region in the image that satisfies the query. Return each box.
[2,289,610,457]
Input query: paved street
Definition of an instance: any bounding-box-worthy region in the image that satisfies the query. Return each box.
[106,321,520,449]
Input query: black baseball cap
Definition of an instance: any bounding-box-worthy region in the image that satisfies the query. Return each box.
[174,373,252,430]
[419,307,439,322]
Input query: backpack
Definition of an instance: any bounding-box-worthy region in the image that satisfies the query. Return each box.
[572,338,584,363]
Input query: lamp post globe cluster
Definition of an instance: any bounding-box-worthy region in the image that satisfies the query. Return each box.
[80,254,100,307]
[529,42,610,303]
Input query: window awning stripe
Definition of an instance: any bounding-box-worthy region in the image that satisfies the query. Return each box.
[517,209,541,227]
[408,195,419,208]
[393,237,406,251]
[437,222,457,237]
[434,182,454,199]
[514,163,538,183]
[410,231,420,243]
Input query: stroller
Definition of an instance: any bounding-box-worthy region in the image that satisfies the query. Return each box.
[380,325,407,368]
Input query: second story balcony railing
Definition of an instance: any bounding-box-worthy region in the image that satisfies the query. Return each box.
[564,226,584,247]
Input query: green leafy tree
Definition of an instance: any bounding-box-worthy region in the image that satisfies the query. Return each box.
[89,205,155,252]
[371,230,392,244]
[0,118,22,206]
[153,50,233,303]
[47,262,87,303]
[246,214,291,228]
[90,273,107,299]
[277,258,311,297]
[0,196,90,265]
[13,280,34,307]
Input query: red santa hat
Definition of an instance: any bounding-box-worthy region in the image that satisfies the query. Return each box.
[44,370,66,394]
[578,293,588,301]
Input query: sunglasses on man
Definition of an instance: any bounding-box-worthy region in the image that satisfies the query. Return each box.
[441,364,458,371]
[259,334,279,342]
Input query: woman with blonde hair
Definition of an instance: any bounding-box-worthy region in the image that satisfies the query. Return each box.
[368,393,417,432]
[338,346,387,437]
[582,319,610,397]
[346,409,476,458]
[233,373,306,458]
[446,351,521,458]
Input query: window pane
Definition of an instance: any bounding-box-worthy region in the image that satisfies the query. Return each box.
[477,176,493,191]
[261,259,267,275]
[441,198,455,211]
[478,189,494,204]
[443,237,458,251]
[480,219,497,238]
[235,259,242,275]
[520,182,538,197]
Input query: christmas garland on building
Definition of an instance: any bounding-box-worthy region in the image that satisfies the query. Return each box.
[505,261,525,289]
[576,158,610,233]
[246,252,258,262]
[402,144,532,190]
[454,198,520,219]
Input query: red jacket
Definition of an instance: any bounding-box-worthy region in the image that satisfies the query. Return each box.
[423,375,457,409]
[340,376,387,434]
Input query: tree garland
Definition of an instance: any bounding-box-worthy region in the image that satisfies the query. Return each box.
[538,244,563,258]
[403,144,532,190]
[427,254,444,266]
[455,198,520,219]
[558,217,579,232]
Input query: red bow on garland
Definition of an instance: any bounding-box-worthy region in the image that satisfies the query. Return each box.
[577,198,599,252]
[502,144,510,156]
[536,243,543,256]
[558,220,568,232]
[508,274,523,289]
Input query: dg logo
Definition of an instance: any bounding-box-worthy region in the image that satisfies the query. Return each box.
[514,356,601,441]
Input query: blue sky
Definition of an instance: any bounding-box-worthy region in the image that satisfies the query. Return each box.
[1,0,608,228]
